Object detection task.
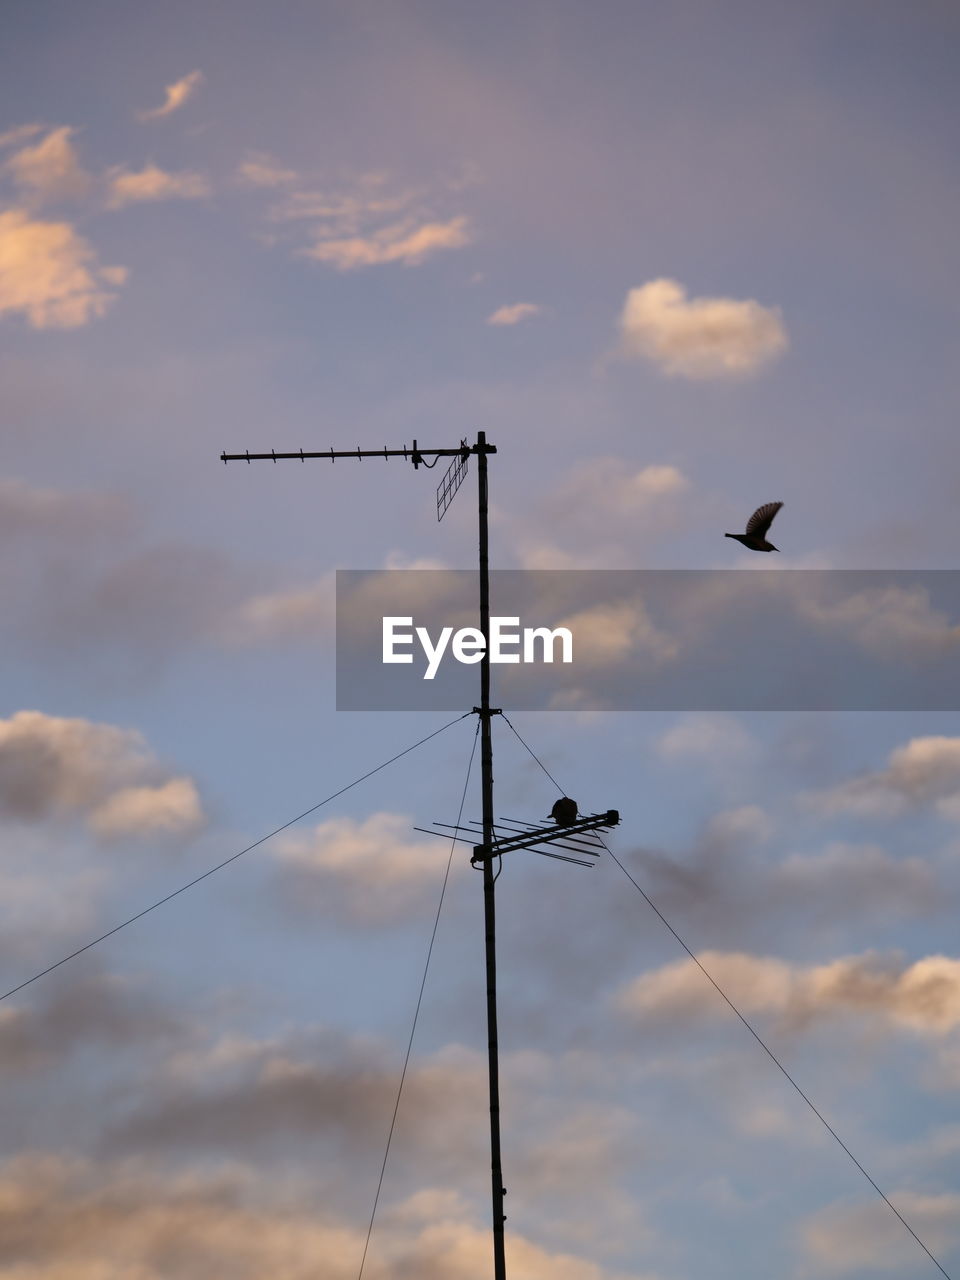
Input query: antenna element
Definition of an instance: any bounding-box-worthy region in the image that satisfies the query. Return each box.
[437,440,470,520]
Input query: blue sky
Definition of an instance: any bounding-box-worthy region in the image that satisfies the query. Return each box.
[1,2,959,1276]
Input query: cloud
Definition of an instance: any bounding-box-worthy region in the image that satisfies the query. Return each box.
[547,459,688,520]
[799,583,960,660]
[773,842,938,917]
[617,277,787,378]
[0,123,44,149]
[105,164,210,208]
[105,1027,652,1262]
[0,710,203,840]
[552,600,677,668]
[303,215,471,269]
[271,179,415,227]
[812,735,960,819]
[259,171,473,270]
[268,813,449,925]
[219,576,335,645]
[0,501,252,678]
[27,543,246,675]
[220,556,443,649]
[487,302,541,325]
[381,1199,653,1280]
[512,458,690,569]
[0,209,126,328]
[138,69,203,120]
[88,777,203,840]
[0,972,184,1072]
[237,152,298,188]
[3,126,91,204]
[0,1153,651,1280]
[0,861,107,966]
[0,477,131,541]
[624,813,940,955]
[657,712,754,760]
[615,949,960,1035]
[801,1190,960,1273]
[703,804,774,845]
[108,1032,487,1166]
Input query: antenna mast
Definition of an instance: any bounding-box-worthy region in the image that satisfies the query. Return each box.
[221,432,507,1279]
[475,432,507,1278]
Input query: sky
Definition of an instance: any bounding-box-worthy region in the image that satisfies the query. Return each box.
[1,1,960,1276]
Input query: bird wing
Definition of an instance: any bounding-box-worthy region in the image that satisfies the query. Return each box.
[745,501,783,538]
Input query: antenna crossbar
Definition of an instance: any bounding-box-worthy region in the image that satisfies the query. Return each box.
[221,439,492,469]
[470,810,619,864]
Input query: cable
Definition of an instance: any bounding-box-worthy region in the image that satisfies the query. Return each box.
[501,713,953,1280]
[601,840,952,1280]
[357,718,480,1279]
[501,714,563,792]
[0,712,472,1008]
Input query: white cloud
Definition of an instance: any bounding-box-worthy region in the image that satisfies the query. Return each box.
[0,209,126,329]
[260,171,472,271]
[237,152,298,188]
[303,214,471,269]
[4,126,91,204]
[513,458,690,569]
[812,735,960,819]
[555,459,688,515]
[0,861,107,958]
[105,164,210,208]
[220,576,335,646]
[138,70,203,120]
[0,477,130,539]
[487,302,541,326]
[89,777,203,840]
[773,842,936,915]
[657,713,754,760]
[0,710,203,840]
[704,804,773,845]
[799,583,960,660]
[616,949,960,1035]
[223,554,451,649]
[272,182,414,227]
[554,600,677,668]
[515,542,603,570]
[617,277,787,379]
[270,812,450,925]
[801,1190,960,1273]
[0,123,44,149]
[0,1153,655,1280]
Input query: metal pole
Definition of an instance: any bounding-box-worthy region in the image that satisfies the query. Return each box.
[221,433,506,1274]
[477,430,507,1280]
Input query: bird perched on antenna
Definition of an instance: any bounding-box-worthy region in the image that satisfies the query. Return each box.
[548,796,579,826]
[725,501,783,552]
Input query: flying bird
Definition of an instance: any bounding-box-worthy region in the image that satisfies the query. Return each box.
[548,796,579,826]
[725,501,783,552]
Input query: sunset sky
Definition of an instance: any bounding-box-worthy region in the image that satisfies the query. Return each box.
[2,2,960,1277]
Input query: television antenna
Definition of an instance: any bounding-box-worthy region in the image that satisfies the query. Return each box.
[220,433,620,1280]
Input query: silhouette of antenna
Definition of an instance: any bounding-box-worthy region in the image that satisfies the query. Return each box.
[437,440,470,520]
[220,433,619,1280]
